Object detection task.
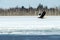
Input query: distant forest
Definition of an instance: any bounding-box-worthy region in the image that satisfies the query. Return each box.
[0,4,60,16]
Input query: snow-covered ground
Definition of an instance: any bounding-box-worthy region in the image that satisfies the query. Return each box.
[0,16,60,35]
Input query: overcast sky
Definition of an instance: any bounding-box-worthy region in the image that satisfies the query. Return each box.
[0,0,60,8]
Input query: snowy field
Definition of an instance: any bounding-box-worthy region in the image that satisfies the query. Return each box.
[0,16,60,35]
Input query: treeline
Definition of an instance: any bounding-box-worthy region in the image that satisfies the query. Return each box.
[0,4,60,16]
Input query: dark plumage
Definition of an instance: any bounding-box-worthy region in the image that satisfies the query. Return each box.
[39,11,46,18]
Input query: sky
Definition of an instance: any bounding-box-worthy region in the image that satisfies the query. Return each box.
[0,0,60,9]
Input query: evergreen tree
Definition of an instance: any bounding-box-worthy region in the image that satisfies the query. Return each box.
[37,4,43,10]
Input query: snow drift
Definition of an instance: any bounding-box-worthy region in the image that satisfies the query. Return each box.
[0,16,60,35]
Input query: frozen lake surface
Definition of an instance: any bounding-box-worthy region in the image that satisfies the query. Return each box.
[0,16,60,35]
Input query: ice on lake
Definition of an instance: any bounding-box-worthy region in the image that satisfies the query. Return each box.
[0,16,60,35]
